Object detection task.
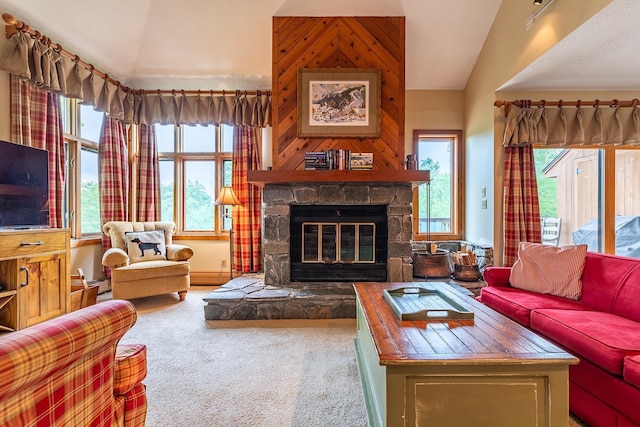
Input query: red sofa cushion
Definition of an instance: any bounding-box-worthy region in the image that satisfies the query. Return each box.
[531,309,640,376]
[580,252,640,312]
[624,355,640,389]
[611,264,640,323]
[479,286,590,327]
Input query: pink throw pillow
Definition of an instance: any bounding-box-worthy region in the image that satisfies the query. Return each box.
[509,242,588,300]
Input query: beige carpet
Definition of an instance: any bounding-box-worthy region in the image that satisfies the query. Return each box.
[102,287,368,427]
[101,286,587,427]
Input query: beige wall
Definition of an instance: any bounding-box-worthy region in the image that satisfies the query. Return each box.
[464,0,614,265]
[404,90,465,155]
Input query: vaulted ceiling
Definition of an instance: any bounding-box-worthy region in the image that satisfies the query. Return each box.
[0,0,639,92]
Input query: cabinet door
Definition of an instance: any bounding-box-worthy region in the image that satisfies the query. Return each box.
[0,261,19,332]
[19,254,65,328]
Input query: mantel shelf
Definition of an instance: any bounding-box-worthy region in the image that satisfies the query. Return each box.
[247,169,430,186]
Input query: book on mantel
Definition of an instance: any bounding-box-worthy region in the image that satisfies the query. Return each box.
[304,151,328,170]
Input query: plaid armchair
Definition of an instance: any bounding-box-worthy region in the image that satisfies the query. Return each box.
[0,300,147,427]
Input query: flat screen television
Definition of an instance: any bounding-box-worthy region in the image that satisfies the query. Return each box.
[0,140,50,229]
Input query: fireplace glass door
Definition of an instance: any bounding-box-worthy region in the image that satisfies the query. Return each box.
[302,223,375,264]
[290,204,387,281]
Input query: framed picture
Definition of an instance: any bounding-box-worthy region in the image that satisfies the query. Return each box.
[297,68,381,138]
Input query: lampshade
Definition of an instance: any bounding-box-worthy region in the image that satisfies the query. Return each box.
[215,186,240,206]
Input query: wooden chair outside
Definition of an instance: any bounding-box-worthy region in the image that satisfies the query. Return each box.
[542,217,562,246]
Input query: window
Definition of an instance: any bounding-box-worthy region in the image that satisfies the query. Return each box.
[61,98,233,238]
[61,98,105,237]
[155,124,233,234]
[412,130,464,240]
[535,146,640,258]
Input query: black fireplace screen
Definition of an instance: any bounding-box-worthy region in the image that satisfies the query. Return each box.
[290,205,387,281]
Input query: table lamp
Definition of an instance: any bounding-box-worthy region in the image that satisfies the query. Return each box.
[215,186,240,280]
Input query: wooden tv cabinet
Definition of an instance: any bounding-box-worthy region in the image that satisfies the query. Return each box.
[0,229,70,332]
[354,282,578,427]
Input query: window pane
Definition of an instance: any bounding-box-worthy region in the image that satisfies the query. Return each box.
[222,207,233,231]
[62,141,70,228]
[615,150,640,258]
[222,125,234,152]
[159,160,174,222]
[60,97,70,134]
[184,160,215,230]
[183,125,215,152]
[417,137,452,233]
[155,124,175,152]
[79,104,104,142]
[80,148,100,234]
[223,159,232,187]
[536,148,603,249]
[220,159,234,230]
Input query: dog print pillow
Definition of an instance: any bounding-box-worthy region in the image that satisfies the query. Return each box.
[125,230,167,263]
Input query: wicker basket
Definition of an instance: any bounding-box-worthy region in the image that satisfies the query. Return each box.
[452,264,482,282]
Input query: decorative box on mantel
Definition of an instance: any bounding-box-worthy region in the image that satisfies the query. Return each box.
[248,169,430,287]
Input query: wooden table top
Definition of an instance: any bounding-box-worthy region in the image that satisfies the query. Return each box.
[354,282,579,367]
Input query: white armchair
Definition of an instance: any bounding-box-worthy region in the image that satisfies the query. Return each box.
[102,221,193,301]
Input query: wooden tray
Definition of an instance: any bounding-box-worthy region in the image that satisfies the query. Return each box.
[383,286,474,321]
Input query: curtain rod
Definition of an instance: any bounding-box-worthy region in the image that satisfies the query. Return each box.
[2,13,269,97]
[495,98,640,116]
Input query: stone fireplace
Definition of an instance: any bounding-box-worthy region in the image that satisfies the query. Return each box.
[262,182,415,286]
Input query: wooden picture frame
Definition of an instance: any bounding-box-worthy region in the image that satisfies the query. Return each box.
[297,68,381,138]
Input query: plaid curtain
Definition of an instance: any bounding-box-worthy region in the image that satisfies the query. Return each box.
[503,145,542,266]
[99,116,129,276]
[136,124,160,221]
[10,75,65,227]
[232,126,262,273]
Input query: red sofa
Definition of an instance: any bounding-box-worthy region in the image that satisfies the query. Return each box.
[0,300,147,427]
[480,252,640,427]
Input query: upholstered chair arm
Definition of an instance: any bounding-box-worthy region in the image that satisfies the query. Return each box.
[482,266,512,287]
[102,247,130,267]
[114,344,147,395]
[166,244,194,261]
